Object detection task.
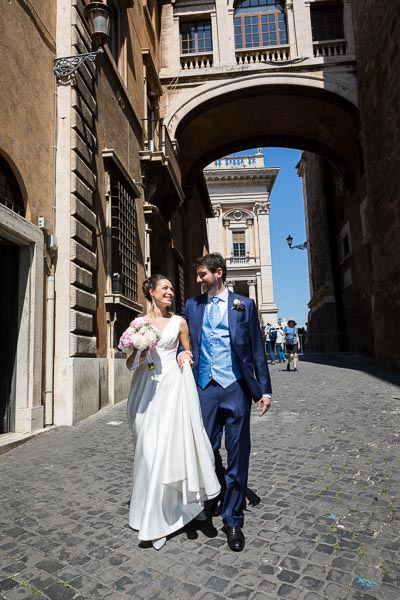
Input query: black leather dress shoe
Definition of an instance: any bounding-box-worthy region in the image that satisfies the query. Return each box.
[225,526,245,552]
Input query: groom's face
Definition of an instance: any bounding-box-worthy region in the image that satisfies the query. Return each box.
[196,266,221,294]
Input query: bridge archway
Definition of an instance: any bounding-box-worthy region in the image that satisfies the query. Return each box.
[167,73,361,186]
[164,73,368,353]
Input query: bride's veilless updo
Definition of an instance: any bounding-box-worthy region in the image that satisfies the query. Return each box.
[142,274,170,301]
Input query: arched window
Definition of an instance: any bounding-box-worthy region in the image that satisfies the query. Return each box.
[0,155,25,216]
[234,0,287,49]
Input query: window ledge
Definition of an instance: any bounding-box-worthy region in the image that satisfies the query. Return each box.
[105,293,143,313]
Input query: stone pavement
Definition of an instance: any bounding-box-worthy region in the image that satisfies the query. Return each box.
[0,354,399,600]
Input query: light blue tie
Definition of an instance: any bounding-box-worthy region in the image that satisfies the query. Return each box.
[209,296,220,329]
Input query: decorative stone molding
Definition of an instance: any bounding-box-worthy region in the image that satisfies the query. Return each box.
[174,2,215,14]
[223,208,253,227]
[253,201,270,215]
[212,203,222,217]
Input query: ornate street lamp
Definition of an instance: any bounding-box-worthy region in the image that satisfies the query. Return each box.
[286,234,307,250]
[54,2,112,79]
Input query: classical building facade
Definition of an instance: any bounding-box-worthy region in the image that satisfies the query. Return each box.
[204,151,279,325]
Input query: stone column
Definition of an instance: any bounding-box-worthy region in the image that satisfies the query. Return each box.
[210,11,221,66]
[173,16,181,70]
[247,279,257,302]
[160,3,181,71]
[343,0,355,55]
[226,279,235,292]
[214,0,235,66]
[254,201,278,320]
[285,2,298,58]
[299,1,314,59]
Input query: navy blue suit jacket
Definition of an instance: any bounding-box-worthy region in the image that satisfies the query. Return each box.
[182,291,272,401]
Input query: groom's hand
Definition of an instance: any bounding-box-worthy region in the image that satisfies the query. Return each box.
[257,396,271,417]
[178,350,193,367]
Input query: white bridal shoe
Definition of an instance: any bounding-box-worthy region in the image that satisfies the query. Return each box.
[152,537,166,550]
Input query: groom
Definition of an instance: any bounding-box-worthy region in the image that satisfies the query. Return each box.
[179,253,272,551]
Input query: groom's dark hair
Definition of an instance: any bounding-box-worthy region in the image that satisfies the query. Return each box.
[195,253,227,282]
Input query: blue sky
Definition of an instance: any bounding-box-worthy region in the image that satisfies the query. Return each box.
[263,147,310,328]
[233,147,310,327]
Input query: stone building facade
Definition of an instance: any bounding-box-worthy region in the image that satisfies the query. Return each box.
[0,1,56,435]
[296,2,400,366]
[0,0,186,437]
[204,151,279,325]
[53,0,184,427]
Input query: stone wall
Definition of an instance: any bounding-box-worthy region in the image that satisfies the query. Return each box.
[0,1,55,433]
[0,0,56,224]
[351,1,400,368]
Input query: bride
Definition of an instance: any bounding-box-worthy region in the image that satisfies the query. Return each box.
[126,274,220,550]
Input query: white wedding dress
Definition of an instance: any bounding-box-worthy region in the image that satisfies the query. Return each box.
[127,315,220,542]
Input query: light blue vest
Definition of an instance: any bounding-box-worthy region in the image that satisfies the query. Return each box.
[198,302,243,389]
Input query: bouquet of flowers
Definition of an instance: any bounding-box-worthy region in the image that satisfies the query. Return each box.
[118,318,161,370]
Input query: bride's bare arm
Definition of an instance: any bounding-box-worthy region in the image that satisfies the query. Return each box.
[178,319,193,366]
[125,318,147,369]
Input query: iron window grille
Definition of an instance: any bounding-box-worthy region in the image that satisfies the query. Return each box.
[0,156,25,216]
[110,178,138,302]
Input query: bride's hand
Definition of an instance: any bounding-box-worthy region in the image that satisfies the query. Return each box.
[178,350,193,367]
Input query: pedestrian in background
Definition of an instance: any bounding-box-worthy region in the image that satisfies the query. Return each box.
[275,324,286,363]
[283,318,300,372]
[265,323,277,365]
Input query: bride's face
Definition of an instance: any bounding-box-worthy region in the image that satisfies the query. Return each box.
[151,279,174,309]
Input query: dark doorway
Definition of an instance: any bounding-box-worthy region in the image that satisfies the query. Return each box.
[0,240,19,433]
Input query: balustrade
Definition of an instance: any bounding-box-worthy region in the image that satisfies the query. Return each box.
[180,54,213,70]
[214,156,256,168]
[235,46,290,65]
[313,39,347,58]
[227,256,257,266]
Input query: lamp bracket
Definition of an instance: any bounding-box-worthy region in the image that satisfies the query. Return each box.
[290,241,308,250]
[54,48,103,79]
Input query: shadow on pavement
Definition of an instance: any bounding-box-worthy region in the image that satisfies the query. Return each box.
[299,353,400,387]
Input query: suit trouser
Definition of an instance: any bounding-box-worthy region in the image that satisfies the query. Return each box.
[197,378,251,527]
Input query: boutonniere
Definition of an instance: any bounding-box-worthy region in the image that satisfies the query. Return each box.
[231,299,245,311]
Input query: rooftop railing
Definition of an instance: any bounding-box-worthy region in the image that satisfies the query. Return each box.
[213,155,256,168]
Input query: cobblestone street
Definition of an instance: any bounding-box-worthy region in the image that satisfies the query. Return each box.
[0,355,399,600]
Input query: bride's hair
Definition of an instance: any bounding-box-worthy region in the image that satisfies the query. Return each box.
[142,274,170,300]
